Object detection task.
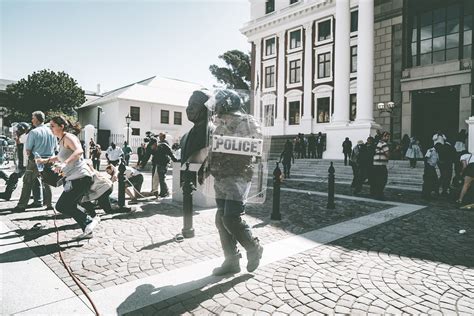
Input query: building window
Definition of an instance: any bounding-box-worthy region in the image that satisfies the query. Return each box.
[265,37,276,57]
[289,59,301,84]
[174,111,182,125]
[351,10,358,33]
[350,94,357,121]
[290,0,299,4]
[317,98,330,123]
[130,106,140,121]
[318,52,331,78]
[409,3,472,66]
[265,0,274,14]
[350,46,358,73]
[264,65,275,88]
[289,101,300,125]
[264,104,274,126]
[161,110,169,124]
[131,128,140,136]
[289,29,302,50]
[318,20,331,41]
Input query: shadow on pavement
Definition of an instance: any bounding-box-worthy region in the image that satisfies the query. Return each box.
[0,242,83,263]
[118,274,253,315]
[0,223,78,244]
[138,238,175,252]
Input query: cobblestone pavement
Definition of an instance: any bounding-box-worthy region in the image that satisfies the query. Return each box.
[1,171,385,295]
[2,168,474,314]
[128,185,474,315]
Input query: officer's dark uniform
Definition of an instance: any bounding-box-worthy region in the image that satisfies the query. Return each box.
[208,90,263,276]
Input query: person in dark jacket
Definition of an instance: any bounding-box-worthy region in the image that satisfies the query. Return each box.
[307,133,316,159]
[342,137,352,166]
[280,140,295,178]
[156,133,179,197]
[316,132,325,159]
[436,141,456,196]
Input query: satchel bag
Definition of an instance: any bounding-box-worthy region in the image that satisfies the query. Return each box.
[40,164,64,187]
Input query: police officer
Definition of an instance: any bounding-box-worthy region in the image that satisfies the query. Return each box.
[207,89,263,276]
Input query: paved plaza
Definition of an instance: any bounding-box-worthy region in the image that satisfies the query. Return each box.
[1,165,474,315]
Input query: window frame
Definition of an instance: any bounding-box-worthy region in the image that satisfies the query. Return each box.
[350,9,359,35]
[288,100,301,125]
[265,0,275,14]
[315,17,333,45]
[314,45,333,84]
[161,109,170,124]
[263,36,277,59]
[286,53,303,88]
[130,106,140,122]
[350,94,357,121]
[174,111,182,125]
[316,97,331,123]
[287,26,303,53]
[350,45,358,73]
[131,128,140,136]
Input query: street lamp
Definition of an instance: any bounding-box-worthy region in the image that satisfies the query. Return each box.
[376,101,395,114]
[96,106,103,143]
[0,107,7,135]
[125,113,131,144]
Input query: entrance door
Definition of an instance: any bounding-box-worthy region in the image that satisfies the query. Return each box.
[411,86,459,152]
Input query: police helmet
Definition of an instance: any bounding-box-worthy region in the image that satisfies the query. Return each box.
[214,89,243,115]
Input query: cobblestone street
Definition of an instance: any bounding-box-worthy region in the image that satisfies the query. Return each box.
[1,168,474,315]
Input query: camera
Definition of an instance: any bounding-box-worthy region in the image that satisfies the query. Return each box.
[144,131,157,144]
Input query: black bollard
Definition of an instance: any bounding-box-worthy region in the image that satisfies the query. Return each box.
[182,162,196,238]
[327,161,335,209]
[271,162,282,220]
[118,158,133,212]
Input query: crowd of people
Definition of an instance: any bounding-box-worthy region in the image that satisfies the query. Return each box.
[278,128,473,205]
[0,111,181,239]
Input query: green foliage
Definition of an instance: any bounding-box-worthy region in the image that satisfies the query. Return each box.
[5,69,85,122]
[209,50,251,90]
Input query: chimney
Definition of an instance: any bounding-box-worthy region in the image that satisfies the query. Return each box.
[97,83,101,95]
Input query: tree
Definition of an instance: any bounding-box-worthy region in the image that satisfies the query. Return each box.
[5,69,85,122]
[209,50,251,91]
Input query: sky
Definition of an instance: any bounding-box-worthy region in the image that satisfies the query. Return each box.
[0,0,251,93]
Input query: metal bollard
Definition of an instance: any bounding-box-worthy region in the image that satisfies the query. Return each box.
[182,162,196,238]
[118,158,133,212]
[271,162,282,220]
[327,161,335,209]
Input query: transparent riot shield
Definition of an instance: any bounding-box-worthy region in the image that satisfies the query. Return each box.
[200,89,269,205]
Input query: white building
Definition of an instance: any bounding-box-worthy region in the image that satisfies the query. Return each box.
[77,76,203,150]
[241,0,474,157]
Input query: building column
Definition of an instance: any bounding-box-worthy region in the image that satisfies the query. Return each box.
[302,22,314,132]
[254,40,262,121]
[332,0,350,124]
[355,0,375,123]
[275,31,286,133]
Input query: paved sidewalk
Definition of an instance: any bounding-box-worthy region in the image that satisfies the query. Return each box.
[1,168,473,315]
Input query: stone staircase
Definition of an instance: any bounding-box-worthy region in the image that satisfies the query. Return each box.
[268,159,425,191]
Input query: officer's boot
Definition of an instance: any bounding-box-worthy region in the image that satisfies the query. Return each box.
[214,210,241,276]
[246,237,263,272]
[223,216,264,273]
[212,253,241,276]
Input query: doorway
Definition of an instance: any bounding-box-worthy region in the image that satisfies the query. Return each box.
[411,86,459,152]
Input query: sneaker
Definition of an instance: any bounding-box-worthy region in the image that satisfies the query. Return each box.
[159,192,170,198]
[246,242,263,272]
[84,217,100,235]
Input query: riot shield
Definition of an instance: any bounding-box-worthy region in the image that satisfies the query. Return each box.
[201,89,269,204]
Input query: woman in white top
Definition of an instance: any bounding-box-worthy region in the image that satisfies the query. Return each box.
[36,116,99,239]
[457,152,474,204]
